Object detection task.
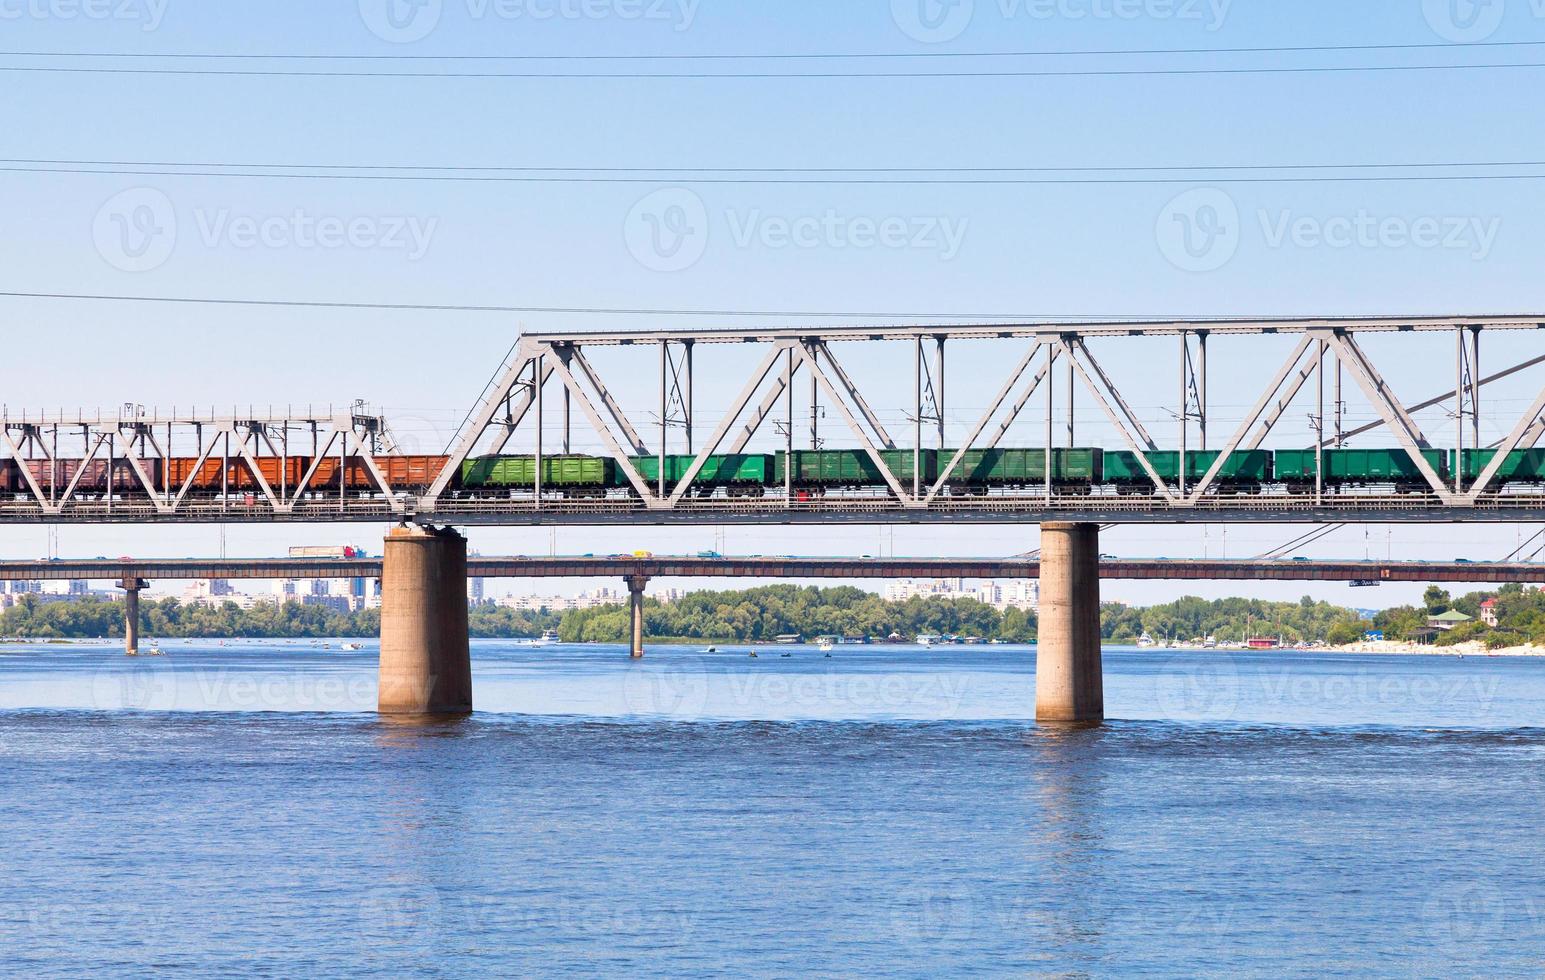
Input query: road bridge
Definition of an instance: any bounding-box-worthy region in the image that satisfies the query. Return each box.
[2,555,1538,585]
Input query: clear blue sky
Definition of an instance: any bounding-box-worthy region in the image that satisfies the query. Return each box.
[2,1,1544,605]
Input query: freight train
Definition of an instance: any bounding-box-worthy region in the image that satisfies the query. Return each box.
[5,447,1540,501]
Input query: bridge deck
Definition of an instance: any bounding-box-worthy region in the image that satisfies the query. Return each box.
[0,556,1536,584]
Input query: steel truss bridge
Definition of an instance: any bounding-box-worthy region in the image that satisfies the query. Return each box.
[7,314,1545,525]
[3,556,1541,585]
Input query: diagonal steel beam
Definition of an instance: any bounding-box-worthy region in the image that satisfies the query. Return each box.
[0,428,56,513]
[1245,352,1320,451]
[727,366,795,454]
[927,340,1047,502]
[1187,334,1316,501]
[985,345,1058,450]
[1060,339,1178,502]
[1331,352,1545,446]
[668,343,794,505]
[487,360,558,457]
[569,346,650,456]
[543,345,659,505]
[789,344,915,505]
[1464,382,1545,498]
[1323,331,1453,499]
[1073,338,1158,451]
[812,341,896,450]
[427,342,538,499]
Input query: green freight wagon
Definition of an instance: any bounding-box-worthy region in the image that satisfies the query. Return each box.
[774,450,936,487]
[1104,450,1272,487]
[1273,448,1448,486]
[938,448,1103,486]
[622,454,774,489]
[460,455,616,488]
[1456,448,1545,483]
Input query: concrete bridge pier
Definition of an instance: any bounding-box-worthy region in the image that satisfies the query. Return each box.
[378,525,472,716]
[119,577,146,655]
[627,575,649,658]
[1035,522,1104,724]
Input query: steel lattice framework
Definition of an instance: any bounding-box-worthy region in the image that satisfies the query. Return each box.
[424,314,1545,525]
[6,314,1545,524]
[0,405,407,522]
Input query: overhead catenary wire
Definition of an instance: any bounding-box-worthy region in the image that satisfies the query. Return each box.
[6,39,1545,60]
[5,62,1545,79]
[9,163,1545,185]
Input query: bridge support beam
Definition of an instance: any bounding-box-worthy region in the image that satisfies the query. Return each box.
[378,525,472,716]
[627,575,649,659]
[1035,522,1104,724]
[119,577,146,655]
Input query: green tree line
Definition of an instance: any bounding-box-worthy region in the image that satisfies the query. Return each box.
[0,595,557,641]
[1101,595,1369,646]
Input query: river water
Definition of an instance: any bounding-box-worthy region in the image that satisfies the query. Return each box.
[1,641,1542,976]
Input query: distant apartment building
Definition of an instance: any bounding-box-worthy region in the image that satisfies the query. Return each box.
[885,578,1038,612]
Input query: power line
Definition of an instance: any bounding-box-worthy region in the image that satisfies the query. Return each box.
[0,290,1192,318]
[8,158,1544,174]
[5,39,1544,60]
[8,164,1545,185]
[3,62,1545,79]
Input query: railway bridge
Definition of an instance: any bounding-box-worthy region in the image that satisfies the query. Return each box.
[9,314,1545,722]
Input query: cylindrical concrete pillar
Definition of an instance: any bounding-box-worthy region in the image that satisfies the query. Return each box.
[378,525,473,715]
[1035,522,1104,723]
[627,576,648,659]
[120,577,144,656]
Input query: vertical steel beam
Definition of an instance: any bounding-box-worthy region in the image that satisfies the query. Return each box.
[1456,326,1465,494]
[1315,339,1325,506]
[684,340,694,456]
[913,338,923,500]
[1178,332,1188,498]
[535,351,544,511]
[936,336,946,449]
[560,346,573,455]
[809,343,820,449]
[1197,331,1208,451]
[1045,344,1054,499]
[785,347,795,503]
[659,341,668,499]
[1471,326,1482,450]
[1066,343,1076,448]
